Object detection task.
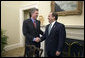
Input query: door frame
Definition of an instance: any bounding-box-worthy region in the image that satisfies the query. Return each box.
[19,3,38,47]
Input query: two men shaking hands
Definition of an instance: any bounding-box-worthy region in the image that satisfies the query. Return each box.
[33,37,41,43]
[23,8,66,57]
[33,12,66,57]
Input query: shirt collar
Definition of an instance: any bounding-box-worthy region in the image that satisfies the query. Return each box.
[50,21,56,28]
[31,17,36,23]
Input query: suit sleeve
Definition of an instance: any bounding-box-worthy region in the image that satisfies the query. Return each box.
[57,24,66,52]
[40,30,43,35]
[40,25,48,42]
[39,21,43,35]
[23,21,34,41]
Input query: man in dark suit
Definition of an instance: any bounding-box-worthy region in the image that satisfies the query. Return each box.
[36,12,66,57]
[23,8,43,57]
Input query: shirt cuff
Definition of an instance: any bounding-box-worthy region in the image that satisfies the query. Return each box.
[33,38,36,41]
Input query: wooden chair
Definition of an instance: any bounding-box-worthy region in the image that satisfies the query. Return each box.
[26,45,43,57]
[70,42,83,57]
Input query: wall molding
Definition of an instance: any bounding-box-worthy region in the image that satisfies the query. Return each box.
[4,43,23,51]
[65,25,84,29]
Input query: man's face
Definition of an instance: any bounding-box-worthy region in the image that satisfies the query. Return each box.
[32,10,38,19]
[48,13,54,23]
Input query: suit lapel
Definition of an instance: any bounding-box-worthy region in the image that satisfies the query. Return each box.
[29,19,38,30]
[47,24,50,36]
[28,19,36,30]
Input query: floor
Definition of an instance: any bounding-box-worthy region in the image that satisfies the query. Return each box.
[1,47,25,57]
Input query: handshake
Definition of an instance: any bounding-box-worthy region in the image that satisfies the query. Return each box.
[34,37,41,43]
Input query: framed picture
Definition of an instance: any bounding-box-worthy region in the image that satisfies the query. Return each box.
[51,1,83,16]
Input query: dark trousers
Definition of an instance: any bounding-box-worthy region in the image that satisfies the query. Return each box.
[46,51,62,57]
[24,45,29,57]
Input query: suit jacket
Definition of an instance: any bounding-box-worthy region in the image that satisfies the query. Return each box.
[23,19,43,47]
[41,21,66,56]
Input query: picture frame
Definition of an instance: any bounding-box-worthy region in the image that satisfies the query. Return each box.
[51,1,83,16]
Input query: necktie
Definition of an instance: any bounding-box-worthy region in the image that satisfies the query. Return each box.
[33,20,36,28]
[48,24,52,35]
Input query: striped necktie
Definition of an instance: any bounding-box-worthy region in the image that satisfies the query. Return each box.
[48,24,52,35]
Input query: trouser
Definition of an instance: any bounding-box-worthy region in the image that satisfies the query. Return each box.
[46,50,62,57]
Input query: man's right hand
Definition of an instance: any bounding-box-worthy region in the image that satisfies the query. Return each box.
[34,37,41,43]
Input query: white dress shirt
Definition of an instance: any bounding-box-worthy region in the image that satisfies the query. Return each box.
[50,21,56,29]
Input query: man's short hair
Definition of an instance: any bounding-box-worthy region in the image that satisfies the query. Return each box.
[29,8,38,17]
[52,12,58,20]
